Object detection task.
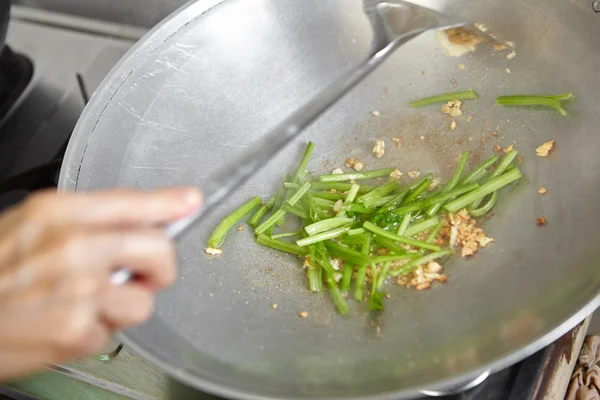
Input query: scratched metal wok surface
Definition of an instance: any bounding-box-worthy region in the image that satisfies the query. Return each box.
[58,0,600,399]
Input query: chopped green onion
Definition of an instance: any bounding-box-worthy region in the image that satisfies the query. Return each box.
[409,90,479,108]
[207,197,262,248]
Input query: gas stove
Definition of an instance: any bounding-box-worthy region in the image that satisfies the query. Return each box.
[0,4,593,400]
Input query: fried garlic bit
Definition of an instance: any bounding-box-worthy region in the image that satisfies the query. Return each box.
[536,140,555,157]
[439,210,494,258]
[299,311,309,318]
[345,158,364,172]
[392,137,401,149]
[450,120,457,131]
[536,217,547,226]
[538,187,548,195]
[442,100,462,117]
[331,167,344,175]
[204,247,223,256]
[396,262,447,291]
[504,144,514,153]
[390,169,402,179]
[407,170,421,179]
[373,139,385,158]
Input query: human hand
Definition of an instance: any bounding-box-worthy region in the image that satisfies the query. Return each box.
[0,187,202,380]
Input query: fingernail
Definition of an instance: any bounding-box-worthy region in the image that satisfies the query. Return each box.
[180,188,202,209]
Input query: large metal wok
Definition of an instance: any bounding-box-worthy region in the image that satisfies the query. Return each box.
[58,0,600,398]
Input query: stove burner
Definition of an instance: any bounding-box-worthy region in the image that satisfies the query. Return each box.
[0,45,33,126]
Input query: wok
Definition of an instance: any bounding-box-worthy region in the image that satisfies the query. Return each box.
[58,0,600,398]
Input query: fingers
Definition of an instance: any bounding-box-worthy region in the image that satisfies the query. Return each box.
[21,187,202,229]
[99,284,154,330]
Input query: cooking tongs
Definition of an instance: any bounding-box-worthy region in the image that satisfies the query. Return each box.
[112,0,479,284]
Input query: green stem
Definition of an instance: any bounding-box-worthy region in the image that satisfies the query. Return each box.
[291,142,315,183]
[256,234,309,256]
[325,273,350,314]
[496,94,572,116]
[409,90,479,108]
[445,168,522,213]
[468,191,498,217]
[271,230,303,239]
[397,212,412,236]
[405,217,440,237]
[371,254,418,264]
[390,250,454,277]
[341,264,354,292]
[354,233,372,301]
[348,228,365,236]
[402,177,433,205]
[207,197,262,248]
[337,183,360,217]
[318,168,395,183]
[281,203,309,220]
[427,151,470,216]
[310,182,376,193]
[305,218,354,236]
[417,220,446,256]
[297,226,352,247]
[392,183,479,215]
[310,191,345,201]
[307,267,323,292]
[248,196,276,227]
[469,150,518,209]
[372,236,407,255]
[376,261,393,290]
[255,182,311,234]
[358,179,402,208]
[462,155,499,184]
[363,221,442,251]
